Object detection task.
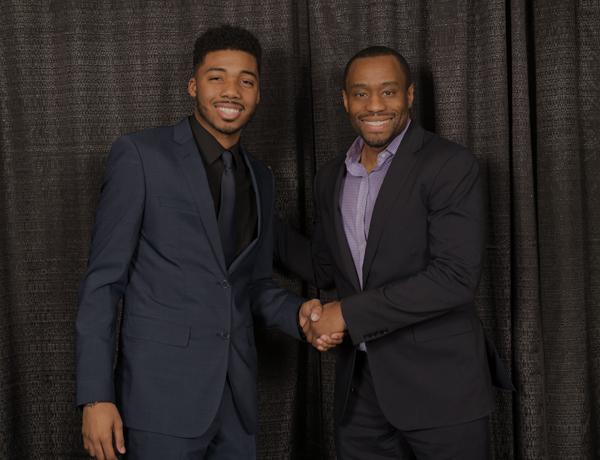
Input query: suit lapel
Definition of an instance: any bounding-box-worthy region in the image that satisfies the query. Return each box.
[332,160,362,292]
[172,119,227,273]
[362,123,425,286]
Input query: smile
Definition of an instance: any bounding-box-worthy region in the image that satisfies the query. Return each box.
[216,106,243,114]
[362,120,390,127]
[215,103,244,120]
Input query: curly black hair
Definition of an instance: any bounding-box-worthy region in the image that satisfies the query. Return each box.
[343,46,412,90]
[193,25,262,73]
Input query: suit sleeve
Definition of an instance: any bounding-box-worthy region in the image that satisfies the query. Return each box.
[272,212,315,284]
[272,176,335,290]
[75,135,145,405]
[342,150,484,344]
[249,172,305,339]
[309,173,337,289]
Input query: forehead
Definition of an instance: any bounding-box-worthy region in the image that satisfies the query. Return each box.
[346,55,407,87]
[198,49,259,74]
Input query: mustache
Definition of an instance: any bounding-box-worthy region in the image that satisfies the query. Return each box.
[214,99,245,110]
[358,111,394,119]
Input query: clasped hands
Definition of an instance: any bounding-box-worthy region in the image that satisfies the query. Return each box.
[299,299,346,351]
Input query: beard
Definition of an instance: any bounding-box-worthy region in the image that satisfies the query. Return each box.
[350,118,395,149]
[362,134,393,148]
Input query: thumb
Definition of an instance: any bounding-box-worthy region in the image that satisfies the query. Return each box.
[114,417,126,454]
[310,300,322,322]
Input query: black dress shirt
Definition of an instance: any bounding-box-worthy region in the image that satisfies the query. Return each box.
[189,116,257,260]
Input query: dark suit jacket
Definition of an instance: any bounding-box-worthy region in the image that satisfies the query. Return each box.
[76,118,302,438]
[276,122,512,430]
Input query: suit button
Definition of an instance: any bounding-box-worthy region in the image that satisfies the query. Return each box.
[217,330,230,340]
[220,280,230,288]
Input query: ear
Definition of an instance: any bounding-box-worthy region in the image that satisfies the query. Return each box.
[187,77,197,98]
[407,83,415,109]
[342,90,349,113]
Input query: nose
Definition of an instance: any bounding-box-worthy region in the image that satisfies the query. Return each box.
[220,78,241,99]
[366,93,384,113]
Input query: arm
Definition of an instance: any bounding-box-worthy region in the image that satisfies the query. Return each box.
[75,136,144,459]
[249,172,313,339]
[273,212,315,284]
[309,173,337,290]
[340,150,484,344]
[273,174,336,290]
[76,135,144,405]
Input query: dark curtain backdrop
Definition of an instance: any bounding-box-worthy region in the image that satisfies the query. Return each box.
[1,0,598,458]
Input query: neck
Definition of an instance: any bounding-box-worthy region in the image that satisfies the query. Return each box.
[194,110,240,150]
[360,143,386,173]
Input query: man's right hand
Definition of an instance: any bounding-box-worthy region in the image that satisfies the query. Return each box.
[82,402,126,460]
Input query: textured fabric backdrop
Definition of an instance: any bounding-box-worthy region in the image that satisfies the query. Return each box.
[0,1,598,459]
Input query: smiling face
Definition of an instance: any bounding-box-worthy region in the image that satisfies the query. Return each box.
[343,54,414,152]
[187,49,260,148]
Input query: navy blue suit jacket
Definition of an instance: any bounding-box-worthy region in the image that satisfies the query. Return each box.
[76,118,302,437]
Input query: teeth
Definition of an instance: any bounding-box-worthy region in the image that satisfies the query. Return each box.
[363,120,388,126]
[217,106,241,114]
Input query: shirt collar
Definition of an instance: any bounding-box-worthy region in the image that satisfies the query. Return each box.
[188,115,240,165]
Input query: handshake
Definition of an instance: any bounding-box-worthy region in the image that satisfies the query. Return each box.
[298,299,346,351]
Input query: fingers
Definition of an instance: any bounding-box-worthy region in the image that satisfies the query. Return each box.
[100,434,115,460]
[113,417,126,455]
[83,431,98,459]
[314,332,344,351]
[302,299,344,351]
[81,403,122,459]
[83,440,95,459]
[91,437,106,460]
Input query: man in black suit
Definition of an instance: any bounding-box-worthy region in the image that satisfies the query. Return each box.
[282,47,513,459]
[76,26,332,460]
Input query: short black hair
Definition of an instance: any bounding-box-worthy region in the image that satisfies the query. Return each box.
[193,25,262,73]
[343,46,412,90]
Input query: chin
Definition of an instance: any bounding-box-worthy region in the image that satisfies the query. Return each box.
[363,135,392,148]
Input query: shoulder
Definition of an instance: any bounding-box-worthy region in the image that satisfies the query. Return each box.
[114,124,174,151]
[417,128,478,177]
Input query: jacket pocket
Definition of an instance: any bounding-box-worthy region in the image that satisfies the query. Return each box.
[122,313,190,347]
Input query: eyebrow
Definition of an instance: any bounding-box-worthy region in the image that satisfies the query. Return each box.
[205,67,258,80]
[349,81,400,89]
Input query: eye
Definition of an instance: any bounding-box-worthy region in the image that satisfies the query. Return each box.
[208,76,223,81]
[354,92,367,98]
[241,79,255,87]
[382,90,395,96]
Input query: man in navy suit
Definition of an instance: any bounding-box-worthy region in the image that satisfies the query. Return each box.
[76,25,336,460]
[279,47,513,459]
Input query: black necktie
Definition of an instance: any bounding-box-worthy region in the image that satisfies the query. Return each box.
[218,150,236,266]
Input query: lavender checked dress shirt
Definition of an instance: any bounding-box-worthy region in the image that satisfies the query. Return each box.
[340,120,411,351]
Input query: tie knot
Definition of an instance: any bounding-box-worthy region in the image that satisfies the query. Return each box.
[222,150,233,171]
